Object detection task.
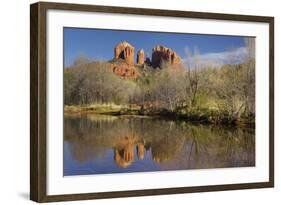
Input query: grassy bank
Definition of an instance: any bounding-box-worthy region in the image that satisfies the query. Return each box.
[64,103,140,115]
[64,104,255,128]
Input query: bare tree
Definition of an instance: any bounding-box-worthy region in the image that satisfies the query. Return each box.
[183,47,210,109]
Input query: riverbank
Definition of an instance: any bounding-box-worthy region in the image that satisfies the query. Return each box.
[64,104,255,128]
[64,104,140,115]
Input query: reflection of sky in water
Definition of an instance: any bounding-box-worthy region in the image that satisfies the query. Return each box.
[63,115,255,176]
[64,141,163,176]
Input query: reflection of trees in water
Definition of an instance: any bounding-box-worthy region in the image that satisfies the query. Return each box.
[64,115,255,170]
[176,126,255,169]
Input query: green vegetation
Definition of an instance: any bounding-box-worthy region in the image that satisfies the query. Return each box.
[64,103,140,115]
[64,39,255,127]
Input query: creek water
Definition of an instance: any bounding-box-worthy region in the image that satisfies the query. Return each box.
[63,114,255,176]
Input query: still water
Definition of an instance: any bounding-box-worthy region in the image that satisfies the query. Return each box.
[63,114,255,176]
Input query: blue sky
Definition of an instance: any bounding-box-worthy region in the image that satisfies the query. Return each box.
[64,27,251,67]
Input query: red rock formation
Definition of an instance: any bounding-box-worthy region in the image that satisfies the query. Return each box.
[151,45,181,68]
[144,53,151,65]
[109,41,139,79]
[114,41,135,65]
[108,60,139,79]
[137,49,144,64]
[108,42,181,79]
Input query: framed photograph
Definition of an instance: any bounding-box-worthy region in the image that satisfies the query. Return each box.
[30,1,274,202]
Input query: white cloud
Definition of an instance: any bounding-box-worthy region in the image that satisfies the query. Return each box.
[183,47,248,68]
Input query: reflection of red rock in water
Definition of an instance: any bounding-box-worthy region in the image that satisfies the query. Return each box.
[113,135,147,167]
[112,133,184,168]
[136,143,145,160]
[113,135,135,168]
[114,147,134,168]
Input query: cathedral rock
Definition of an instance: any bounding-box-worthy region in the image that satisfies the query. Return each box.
[108,41,182,79]
[137,49,145,65]
[114,41,135,65]
[151,45,181,68]
[109,41,139,79]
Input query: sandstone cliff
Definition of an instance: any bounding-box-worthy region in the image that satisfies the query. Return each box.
[108,59,139,79]
[114,41,134,65]
[151,45,181,68]
[109,41,139,79]
[108,41,182,79]
[137,49,144,65]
